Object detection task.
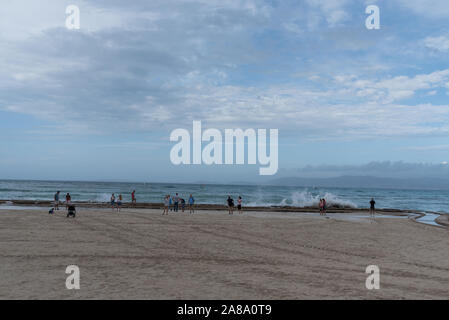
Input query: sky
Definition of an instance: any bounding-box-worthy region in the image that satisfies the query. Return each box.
[1,0,449,183]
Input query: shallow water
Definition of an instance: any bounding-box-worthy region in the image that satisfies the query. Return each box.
[416,213,441,227]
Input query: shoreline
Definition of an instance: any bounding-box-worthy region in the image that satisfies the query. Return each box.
[0,199,418,214]
[2,199,447,228]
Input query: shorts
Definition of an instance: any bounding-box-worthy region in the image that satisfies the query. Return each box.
[118,201,122,206]
[237,205,242,210]
[111,201,115,206]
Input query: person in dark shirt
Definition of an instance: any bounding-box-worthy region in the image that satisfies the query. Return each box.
[173,193,179,212]
[54,191,60,210]
[180,198,186,212]
[227,196,234,215]
[369,198,376,217]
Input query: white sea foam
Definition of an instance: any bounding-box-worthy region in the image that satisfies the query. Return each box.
[94,193,112,203]
[245,190,357,208]
[279,190,357,208]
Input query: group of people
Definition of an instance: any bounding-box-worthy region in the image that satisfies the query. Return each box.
[54,190,138,213]
[53,191,73,211]
[110,190,137,212]
[52,191,75,217]
[226,196,243,215]
[318,197,376,217]
[163,193,195,215]
[54,189,377,218]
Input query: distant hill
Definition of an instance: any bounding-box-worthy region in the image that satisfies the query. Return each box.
[267,175,449,190]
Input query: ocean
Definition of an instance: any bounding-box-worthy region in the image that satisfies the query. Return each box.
[0,180,447,213]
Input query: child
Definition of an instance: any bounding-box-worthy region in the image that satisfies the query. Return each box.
[237,196,243,213]
[163,195,170,215]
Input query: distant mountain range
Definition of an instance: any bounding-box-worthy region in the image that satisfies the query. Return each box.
[266,175,449,190]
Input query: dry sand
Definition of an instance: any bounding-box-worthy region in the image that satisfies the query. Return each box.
[0,208,448,299]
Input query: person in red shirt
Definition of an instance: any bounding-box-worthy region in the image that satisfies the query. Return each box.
[131,190,136,206]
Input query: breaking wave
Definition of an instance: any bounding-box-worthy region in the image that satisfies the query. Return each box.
[279,190,357,208]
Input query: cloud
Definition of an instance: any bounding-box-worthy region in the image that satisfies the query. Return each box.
[305,0,351,26]
[333,69,449,103]
[1,0,449,142]
[424,34,449,52]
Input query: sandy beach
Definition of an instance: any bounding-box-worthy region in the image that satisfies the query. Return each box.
[0,207,448,300]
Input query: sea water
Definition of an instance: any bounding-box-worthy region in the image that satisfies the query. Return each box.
[0,179,448,213]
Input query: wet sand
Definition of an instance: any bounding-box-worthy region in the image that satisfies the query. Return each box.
[0,208,448,299]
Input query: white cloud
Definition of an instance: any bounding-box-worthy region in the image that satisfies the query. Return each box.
[424,34,449,52]
[333,70,449,104]
[306,0,351,26]
[1,0,449,142]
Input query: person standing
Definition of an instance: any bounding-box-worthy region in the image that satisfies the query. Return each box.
[174,193,179,212]
[370,198,376,217]
[227,196,234,215]
[65,193,72,210]
[169,195,173,211]
[131,190,136,206]
[322,198,327,216]
[188,194,195,214]
[163,195,170,215]
[319,199,323,216]
[237,196,243,214]
[117,194,123,212]
[111,193,116,210]
[54,191,60,210]
[180,198,186,212]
